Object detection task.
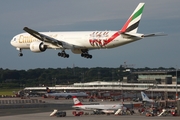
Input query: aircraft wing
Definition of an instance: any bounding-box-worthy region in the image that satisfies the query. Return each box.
[23,27,63,47]
[23,27,81,49]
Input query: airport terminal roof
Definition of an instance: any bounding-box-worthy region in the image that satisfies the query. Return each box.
[132,69,180,75]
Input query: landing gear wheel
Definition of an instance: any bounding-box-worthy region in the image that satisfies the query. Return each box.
[58,51,69,58]
[88,55,92,59]
[58,52,62,56]
[19,53,23,57]
[65,54,69,58]
[81,53,92,59]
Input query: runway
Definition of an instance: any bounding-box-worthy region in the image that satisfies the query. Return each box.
[0,97,179,119]
[0,110,180,120]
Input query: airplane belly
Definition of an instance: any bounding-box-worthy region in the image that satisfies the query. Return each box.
[17,43,30,49]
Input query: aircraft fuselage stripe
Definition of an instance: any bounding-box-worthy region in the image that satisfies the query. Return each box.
[103,32,120,46]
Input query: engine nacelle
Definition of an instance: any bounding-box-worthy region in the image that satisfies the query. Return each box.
[71,48,82,54]
[30,41,47,53]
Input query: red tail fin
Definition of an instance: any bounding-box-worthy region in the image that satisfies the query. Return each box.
[72,96,83,106]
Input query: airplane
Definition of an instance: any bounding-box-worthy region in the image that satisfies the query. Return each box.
[72,96,126,114]
[10,3,166,59]
[141,91,155,103]
[45,87,88,99]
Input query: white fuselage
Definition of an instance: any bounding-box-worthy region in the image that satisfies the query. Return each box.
[11,31,141,51]
[72,104,126,111]
[46,92,88,97]
[143,99,155,103]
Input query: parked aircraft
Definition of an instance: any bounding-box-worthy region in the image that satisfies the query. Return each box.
[72,96,126,114]
[10,3,166,59]
[45,87,88,99]
[141,91,155,103]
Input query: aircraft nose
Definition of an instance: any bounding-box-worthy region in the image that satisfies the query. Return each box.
[10,37,16,46]
[10,39,14,46]
[10,39,13,45]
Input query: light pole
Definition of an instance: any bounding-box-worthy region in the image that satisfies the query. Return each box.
[81,72,85,90]
[176,67,178,100]
[54,78,56,90]
[121,81,123,104]
[98,71,100,81]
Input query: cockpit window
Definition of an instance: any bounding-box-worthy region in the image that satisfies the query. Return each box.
[14,38,16,41]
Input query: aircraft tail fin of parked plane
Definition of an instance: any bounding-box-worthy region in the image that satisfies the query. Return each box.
[73,96,83,106]
[141,91,154,102]
[46,87,53,93]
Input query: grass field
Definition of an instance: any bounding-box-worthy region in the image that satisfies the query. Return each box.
[0,88,21,95]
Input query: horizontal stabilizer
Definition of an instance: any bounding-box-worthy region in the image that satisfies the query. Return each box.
[122,32,144,38]
[143,32,167,37]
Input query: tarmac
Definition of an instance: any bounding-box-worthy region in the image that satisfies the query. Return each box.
[0,97,179,120]
[0,110,180,120]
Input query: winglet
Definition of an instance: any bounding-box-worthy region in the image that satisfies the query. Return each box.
[120,3,145,33]
[72,96,83,106]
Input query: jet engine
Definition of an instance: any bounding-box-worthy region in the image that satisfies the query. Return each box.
[30,41,47,52]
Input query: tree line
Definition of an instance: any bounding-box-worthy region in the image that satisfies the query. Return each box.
[0,67,175,88]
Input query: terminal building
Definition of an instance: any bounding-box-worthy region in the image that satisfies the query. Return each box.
[130,69,180,84]
[24,69,180,98]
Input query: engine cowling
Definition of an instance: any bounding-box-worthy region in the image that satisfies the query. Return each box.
[30,41,47,52]
[71,48,82,54]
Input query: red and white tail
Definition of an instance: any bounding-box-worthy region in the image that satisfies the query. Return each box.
[72,96,83,106]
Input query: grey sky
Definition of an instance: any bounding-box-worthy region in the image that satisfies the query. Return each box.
[0,0,180,70]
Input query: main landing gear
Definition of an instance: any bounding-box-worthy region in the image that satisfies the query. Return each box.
[58,49,92,59]
[58,50,69,58]
[81,50,92,59]
[81,53,92,59]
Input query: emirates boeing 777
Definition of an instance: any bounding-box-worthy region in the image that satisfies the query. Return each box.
[10,3,166,59]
